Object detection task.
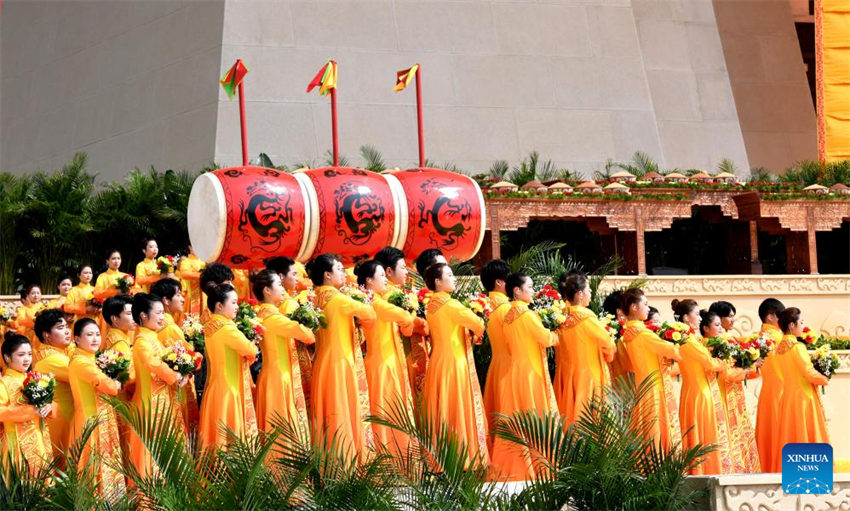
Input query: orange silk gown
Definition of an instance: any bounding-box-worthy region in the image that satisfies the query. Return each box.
[103,327,136,462]
[93,268,132,301]
[310,286,377,462]
[678,338,731,474]
[177,254,205,316]
[68,348,125,495]
[771,335,830,472]
[11,302,44,346]
[423,292,488,464]
[198,314,259,450]
[279,293,315,416]
[482,291,510,449]
[490,301,559,481]
[158,313,200,433]
[720,364,761,473]
[33,343,74,457]
[622,320,681,450]
[255,303,314,435]
[363,293,416,456]
[0,369,56,475]
[755,323,785,473]
[135,257,161,293]
[128,326,183,476]
[554,306,615,425]
[64,283,97,329]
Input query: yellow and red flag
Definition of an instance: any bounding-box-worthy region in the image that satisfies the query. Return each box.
[220,59,248,99]
[393,64,419,92]
[307,59,337,96]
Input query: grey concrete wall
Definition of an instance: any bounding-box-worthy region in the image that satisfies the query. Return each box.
[0,0,225,181]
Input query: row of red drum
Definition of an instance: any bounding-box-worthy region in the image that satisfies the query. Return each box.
[187,166,486,268]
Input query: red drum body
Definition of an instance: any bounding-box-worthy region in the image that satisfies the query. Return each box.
[299,167,401,265]
[187,166,308,269]
[188,165,485,268]
[392,168,486,263]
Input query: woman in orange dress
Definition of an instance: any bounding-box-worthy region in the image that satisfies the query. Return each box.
[479,259,511,449]
[135,238,174,294]
[620,289,682,451]
[251,270,315,435]
[307,254,377,463]
[32,308,74,459]
[48,276,73,311]
[198,283,259,450]
[63,265,99,330]
[68,318,125,497]
[10,284,45,346]
[678,306,731,475]
[602,290,631,383]
[177,245,206,316]
[772,307,830,472]
[554,271,615,426]
[101,294,137,462]
[94,249,134,303]
[422,262,488,465]
[0,334,56,475]
[754,298,786,473]
[128,293,187,477]
[355,260,416,457]
[490,273,559,481]
[152,278,201,434]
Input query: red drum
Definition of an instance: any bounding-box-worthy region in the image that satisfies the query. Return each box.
[299,167,401,265]
[392,168,486,263]
[187,166,310,269]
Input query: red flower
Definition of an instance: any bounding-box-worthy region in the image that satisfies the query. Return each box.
[246,298,258,306]
[665,330,673,340]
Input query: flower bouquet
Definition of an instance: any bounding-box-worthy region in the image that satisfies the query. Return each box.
[181,313,205,352]
[341,285,373,305]
[461,293,493,322]
[801,327,818,345]
[161,345,203,376]
[416,288,431,318]
[654,320,694,346]
[86,292,103,309]
[811,344,841,380]
[731,337,761,370]
[288,291,327,331]
[0,304,10,323]
[387,289,418,315]
[115,275,135,293]
[95,349,132,383]
[21,371,55,428]
[529,285,567,331]
[236,301,264,344]
[599,312,624,343]
[705,332,739,362]
[156,255,178,275]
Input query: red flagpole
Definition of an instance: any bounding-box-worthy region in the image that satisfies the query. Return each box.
[237,63,248,166]
[415,64,425,168]
[330,86,339,166]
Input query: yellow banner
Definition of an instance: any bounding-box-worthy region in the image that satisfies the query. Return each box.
[817,0,850,161]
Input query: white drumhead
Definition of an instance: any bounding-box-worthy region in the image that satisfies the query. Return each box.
[469,176,487,259]
[187,173,227,263]
[382,173,409,250]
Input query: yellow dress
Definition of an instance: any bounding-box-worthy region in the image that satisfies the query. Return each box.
[33,343,74,457]
[135,257,161,293]
[755,323,785,473]
[103,327,136,462]
[47,295,68,310]
[64,283,97,327]
[198,314,259,450]
[719,364,761,473]
[128,326,183,477]
[310,286,377,462]
[94,268,132,301]
[363,293,416,456]
[279,293,315,416]
[554,305,615,425]
[158,313,200,433]
[771,335,830,472]
[0,369,55,475]
[678,337,731,475]
[177,254,206,316]
[68,348,125,495]
[490,301,558,481]
[232,269,251,303]
[482,291,510,449]
[255,303,314,435]
[423,291,488,464]
[10,302,44,346]
[622,320,681,450]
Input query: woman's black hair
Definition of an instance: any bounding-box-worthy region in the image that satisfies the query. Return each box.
[2,333,31,362]
[200,262,235,291]
[619,288,645,316]
[73,317,99,338]
[102,294,133,327]
[354,260,382,288]
[374,247,405,274]
[77,263,93,275]
[708,300,736,318]
[206,282,236,312]
[265,256,295,276]
[602,290,623,316]
[250,269,278,301]
[699,309,719,337]
[306,253,341,287]
[505,272,530,300]
[647,305,660,318]
[105,248,121,260]
[19,283,40,301]
[423,262,449,292]
[779,307,801,334]
[34,308,65,343]
[415,249,444,277]
[132,293,161,325]
[57,275,73,286]
[480,259,510,293]
[671,299,699,322]
[151,278,182,301]
[142,237,156,251]
[559,270,588,302]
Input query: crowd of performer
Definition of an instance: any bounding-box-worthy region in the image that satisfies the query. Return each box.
[0,238,833,489]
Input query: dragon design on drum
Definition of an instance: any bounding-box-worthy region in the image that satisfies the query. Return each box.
[416,179,473,249]
[237,180,295,254]
[333,182,385,246]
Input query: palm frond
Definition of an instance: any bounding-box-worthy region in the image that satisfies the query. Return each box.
[359,145,386,172]
[489,160,510,179]
[323,149,351,167]
[506,240,565,274]
[716,158,737,175]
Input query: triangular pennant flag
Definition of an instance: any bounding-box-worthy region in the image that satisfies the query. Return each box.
[307,59,337,96]
[220,60,249,100]
[393,64,419,92]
